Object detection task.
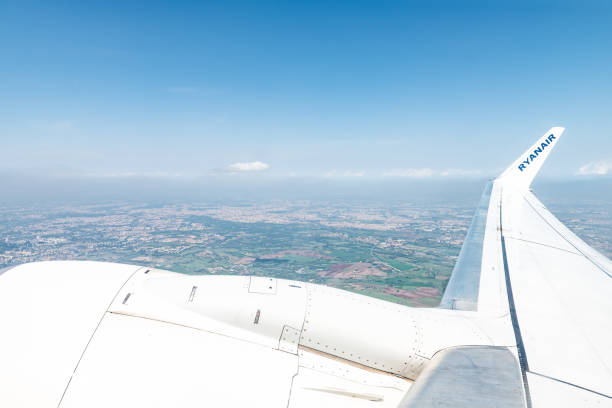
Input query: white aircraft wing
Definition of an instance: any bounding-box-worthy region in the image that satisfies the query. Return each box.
[495,130,612,405]
[439,127,612,406]
[0,127,610,407]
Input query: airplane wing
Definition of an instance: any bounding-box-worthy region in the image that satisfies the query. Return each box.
[439,127,612,406]
[0,127,610,407]
[491,129,612,406]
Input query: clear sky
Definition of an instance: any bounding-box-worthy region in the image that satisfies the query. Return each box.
[1,0,612,198]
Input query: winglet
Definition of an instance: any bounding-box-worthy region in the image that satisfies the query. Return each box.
[497,127,565,190]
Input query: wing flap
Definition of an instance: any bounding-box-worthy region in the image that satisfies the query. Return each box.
[398,346,525,408]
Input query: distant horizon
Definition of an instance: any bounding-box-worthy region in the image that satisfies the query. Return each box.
[2,171,611,206]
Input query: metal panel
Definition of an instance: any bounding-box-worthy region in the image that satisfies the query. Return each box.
[249,276,277,294]
[0,261,141,408]
[398,346,525,408]
[502,191,612,397]
[59,312,298,408]
[527,372,611,407]
[279,325,301,354]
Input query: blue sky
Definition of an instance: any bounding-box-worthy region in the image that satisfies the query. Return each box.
[1,0,612,188]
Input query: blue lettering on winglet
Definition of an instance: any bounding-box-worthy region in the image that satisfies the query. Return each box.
[518,134,555,172]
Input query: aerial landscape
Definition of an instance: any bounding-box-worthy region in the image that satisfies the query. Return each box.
[2,195,610,307]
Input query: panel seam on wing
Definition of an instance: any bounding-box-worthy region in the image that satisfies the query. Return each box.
[523,195,612,278]
[56,266,146,408]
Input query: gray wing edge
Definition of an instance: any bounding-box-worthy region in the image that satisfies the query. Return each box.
[439,181,493,311]
[398,346,526,408]
[0,266,15,276]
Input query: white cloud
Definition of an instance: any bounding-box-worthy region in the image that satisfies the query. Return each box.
[228,161,270,172]
[323,170,366,179]
[577,160,612,176]
[382,168,435,178]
